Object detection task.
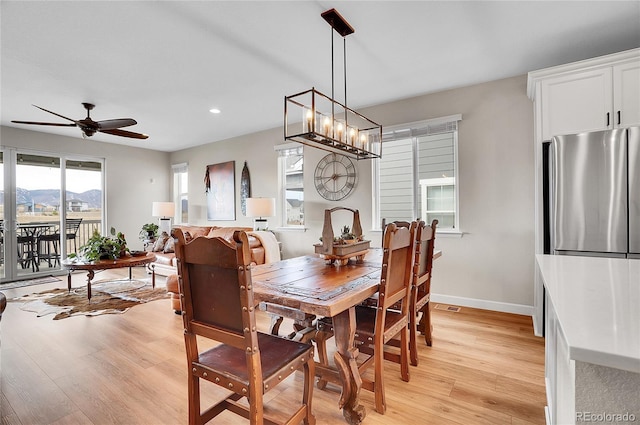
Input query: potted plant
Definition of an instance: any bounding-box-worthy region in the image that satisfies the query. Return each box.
[341,225,357,244]
[139,223,159,240]
[70,227,129,262]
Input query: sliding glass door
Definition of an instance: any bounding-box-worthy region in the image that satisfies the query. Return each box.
[0,148,104,283]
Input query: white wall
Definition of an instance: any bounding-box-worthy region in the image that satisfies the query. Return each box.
[364,75,535,312]
[170,75,536,312]
[1,126,170,251]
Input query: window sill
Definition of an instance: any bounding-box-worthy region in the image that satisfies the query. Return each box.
[437,230,464,238]
[274,226,308,232]
[370,229,464,238]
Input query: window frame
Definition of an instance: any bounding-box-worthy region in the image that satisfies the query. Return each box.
[373,114,462,236]
[275,143,305,229]
[172,162,188,224]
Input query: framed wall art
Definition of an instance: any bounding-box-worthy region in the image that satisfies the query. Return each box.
[205,160,236,220]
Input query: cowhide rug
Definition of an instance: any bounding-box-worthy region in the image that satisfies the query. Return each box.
[14,280,168,320]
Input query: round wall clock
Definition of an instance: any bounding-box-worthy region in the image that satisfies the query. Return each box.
[314,153,357,201]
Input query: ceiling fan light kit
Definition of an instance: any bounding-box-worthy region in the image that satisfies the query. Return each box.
[12,103,149,140]
[284,8,382,160]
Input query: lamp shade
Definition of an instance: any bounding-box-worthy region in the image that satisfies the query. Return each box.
[152,201,175,218]
[245,198,275,218]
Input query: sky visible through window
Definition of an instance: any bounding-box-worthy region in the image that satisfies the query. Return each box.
[1,166,100,193]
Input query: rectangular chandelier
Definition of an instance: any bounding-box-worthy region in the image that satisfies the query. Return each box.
[283,9,383,160]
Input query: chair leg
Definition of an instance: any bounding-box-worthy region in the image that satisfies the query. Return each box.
[422,302,432,347]
[409,293,420,367]
[400,327,410,382]
[188,374,200,425]
[302,354,316,425]
[373,338,386,414]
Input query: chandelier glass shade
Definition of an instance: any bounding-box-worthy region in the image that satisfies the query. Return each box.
[284,9,382,160]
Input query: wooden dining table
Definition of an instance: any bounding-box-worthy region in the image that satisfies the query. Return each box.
[251,250,384,425]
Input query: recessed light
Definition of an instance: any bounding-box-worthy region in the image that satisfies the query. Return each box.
[209,108,221,114]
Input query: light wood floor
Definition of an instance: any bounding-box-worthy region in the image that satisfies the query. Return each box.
[0,269,546,425]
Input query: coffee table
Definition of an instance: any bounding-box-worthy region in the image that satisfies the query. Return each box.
[62,253,156,301]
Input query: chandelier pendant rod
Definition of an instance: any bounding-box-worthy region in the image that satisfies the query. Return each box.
[331,25,335,138]
[344,37,348,128]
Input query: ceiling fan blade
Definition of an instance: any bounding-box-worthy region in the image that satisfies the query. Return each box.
[96,118,137,130]
[32,105,78,123]
[11,120,76,127]
[100,128,149,139]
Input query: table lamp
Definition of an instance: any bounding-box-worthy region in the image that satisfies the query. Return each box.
[245,198,275,231]
[152,201,175,235]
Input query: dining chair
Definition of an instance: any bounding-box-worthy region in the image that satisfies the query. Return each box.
[315,221,417,414]
[38,226,61,267]
[383,220,438,366]
[412,219,438,354]
[174,229,316,425]
[65,218,83,253]
[17,233,38,272]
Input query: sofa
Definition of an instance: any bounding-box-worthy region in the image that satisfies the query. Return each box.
[151,225,280,312]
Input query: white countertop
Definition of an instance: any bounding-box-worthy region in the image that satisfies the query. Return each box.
[536,254,640,373]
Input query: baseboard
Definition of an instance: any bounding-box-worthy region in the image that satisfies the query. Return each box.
[431,293,535,317]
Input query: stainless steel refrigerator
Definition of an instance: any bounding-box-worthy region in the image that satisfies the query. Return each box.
[549,126,640,259]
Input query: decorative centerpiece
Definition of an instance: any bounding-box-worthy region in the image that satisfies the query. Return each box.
[314,207,370,266]
[69,227,129,262]
[340,225,358,244]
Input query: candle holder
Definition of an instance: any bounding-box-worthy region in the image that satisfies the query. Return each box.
[284,88,382,160]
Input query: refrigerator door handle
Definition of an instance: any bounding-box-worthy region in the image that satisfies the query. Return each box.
[607,112,610,127]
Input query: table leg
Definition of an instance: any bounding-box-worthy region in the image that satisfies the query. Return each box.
[332,307,366,425]
[86,270,95,302]
[67,271,72,292]
[151,264,156,289]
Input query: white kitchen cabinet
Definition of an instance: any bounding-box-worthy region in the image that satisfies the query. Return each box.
[529,48,640,141]
[613,60,640,128]
[539,67,612,139]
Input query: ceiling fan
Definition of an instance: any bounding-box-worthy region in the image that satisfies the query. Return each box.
[12,103,149,139]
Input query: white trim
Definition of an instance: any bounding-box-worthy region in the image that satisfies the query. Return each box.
[527,48,639,99]
[274,141,302,151]
[383,114,463,133]
[171,162,188,173]
[275,226,308,232]
[431,293,536,318]
[436,230,464,238]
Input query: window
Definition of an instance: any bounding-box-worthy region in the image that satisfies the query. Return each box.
[374,115,460,232]
[276,144,304,227]
[172,163,188,224]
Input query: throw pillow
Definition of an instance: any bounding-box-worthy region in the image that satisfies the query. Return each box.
[163,237,175,253]
[153,232,170,252]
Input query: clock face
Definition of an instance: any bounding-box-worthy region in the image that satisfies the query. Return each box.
[314,153,357,201]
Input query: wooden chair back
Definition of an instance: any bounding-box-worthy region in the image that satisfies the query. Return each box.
[415,219,437,299]
[174,228,255,352]
[378,222,416,311]
[174,228,316,425]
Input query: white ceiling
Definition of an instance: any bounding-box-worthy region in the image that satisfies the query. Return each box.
[2,1,639,152]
